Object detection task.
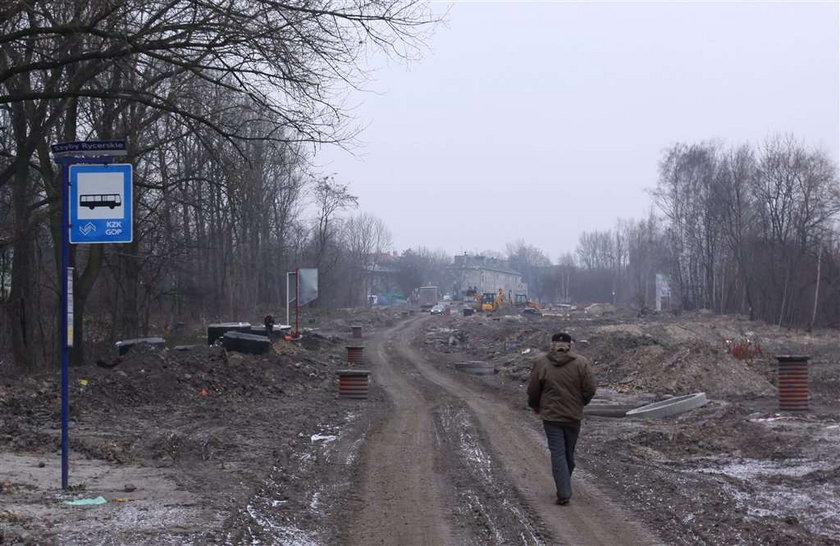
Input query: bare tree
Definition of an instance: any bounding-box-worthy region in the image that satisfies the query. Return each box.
[0,0,434,372]
[343,212,392,305]
[555,253,576,304]
[623,214,667,308]
[712,144,758,317]
[576,231,613,271]
[648,137,839,327]
[395,247,450,298]
[753,136,840,326]
[506,239,551,300]
[654,142,724,310]
[312,176,358,266]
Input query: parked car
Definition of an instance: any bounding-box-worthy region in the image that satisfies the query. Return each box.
[430,304,446,315]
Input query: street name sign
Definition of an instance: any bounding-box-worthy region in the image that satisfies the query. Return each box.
[69,164,133,244]
[51,140,127,156]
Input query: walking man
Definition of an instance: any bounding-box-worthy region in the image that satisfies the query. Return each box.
[527,332,596,505]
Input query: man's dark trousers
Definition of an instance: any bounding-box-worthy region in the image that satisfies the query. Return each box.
[543,420,580,501]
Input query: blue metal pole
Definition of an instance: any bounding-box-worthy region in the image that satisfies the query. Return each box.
[56,154,117,489]
[60,161,70,490]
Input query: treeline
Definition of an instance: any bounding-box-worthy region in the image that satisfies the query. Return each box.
[556,137,840,329]
[380,137,838,330]
[0,0,430,372]
[2,4,837,376]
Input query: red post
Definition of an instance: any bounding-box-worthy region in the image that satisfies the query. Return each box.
[295,268,300,337]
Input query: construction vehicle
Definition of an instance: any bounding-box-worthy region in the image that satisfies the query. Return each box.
[418,286,439,310]
[514,293,543,317]
[481,288,506,312]
[514,293,542,311]
[463,288,483,312]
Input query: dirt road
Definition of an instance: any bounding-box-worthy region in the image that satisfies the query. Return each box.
[346,319,457,545]
[347,317,661,545]
[3,308,837,544]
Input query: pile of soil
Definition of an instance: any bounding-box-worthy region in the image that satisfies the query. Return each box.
[296,307,405,338]
[591,338,775,398]
[1,342,334,416]
[430,311,777,399]
[423,326,467,352]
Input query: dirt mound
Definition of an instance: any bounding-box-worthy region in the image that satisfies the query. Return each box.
[584,330,660,362]
[436,314,777,400]
[0,337,345,455]
[598,339,775,398]
[77,343,338,410]
[302,307,406,338]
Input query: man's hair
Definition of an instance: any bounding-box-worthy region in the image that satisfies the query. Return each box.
[551,332,573,343]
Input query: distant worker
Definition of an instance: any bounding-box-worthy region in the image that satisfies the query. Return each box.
[264,314,275,339]
[527,332,596,505]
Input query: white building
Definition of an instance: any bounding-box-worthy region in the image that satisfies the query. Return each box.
[447,254,527,300]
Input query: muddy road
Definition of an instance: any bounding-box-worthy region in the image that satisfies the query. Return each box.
[346,317,660,545]
[4,307,838,544]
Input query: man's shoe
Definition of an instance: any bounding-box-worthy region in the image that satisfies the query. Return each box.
[556,498,569,505]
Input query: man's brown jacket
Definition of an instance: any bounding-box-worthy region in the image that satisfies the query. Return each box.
[527,350,596,425]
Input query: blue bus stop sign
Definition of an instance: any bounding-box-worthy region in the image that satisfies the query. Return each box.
[69,164,133,244]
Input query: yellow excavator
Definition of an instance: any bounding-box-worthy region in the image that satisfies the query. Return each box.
[481,288,506,312]
[514,293,542,312]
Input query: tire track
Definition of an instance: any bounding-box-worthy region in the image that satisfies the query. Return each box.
[344,320,457,545]
[391,318,662,545]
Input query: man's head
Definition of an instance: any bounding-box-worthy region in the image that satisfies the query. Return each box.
[550,332,573,354]
[551,332,573,343]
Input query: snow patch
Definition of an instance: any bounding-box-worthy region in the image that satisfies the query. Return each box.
[345,437,365,465]
[243,503,319,546]
[692,460,840,541]
[695,458,830,478]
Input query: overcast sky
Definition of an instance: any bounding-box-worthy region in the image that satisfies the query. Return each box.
[316,1,840,261]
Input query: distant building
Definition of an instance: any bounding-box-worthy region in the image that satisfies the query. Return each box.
[365,252,401,304]
[447,254,527,299]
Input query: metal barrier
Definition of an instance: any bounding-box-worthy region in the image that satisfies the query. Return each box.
[776,355,810,411]
[346,343,365,365]
[337,369,370,399]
